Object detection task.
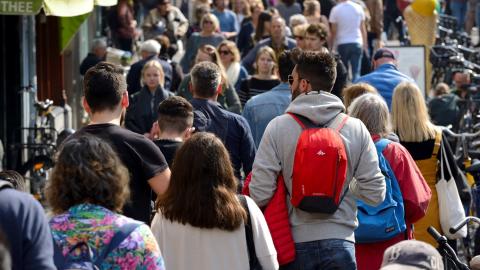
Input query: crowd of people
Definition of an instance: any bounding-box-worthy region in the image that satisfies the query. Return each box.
[0,0,477,269]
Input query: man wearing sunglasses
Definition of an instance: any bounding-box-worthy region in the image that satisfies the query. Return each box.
[249,50,385,270]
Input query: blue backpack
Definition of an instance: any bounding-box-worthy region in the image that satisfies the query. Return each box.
[53,222,141,270]
[355,139,406,243]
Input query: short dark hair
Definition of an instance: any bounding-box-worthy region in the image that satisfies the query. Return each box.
[296,50,337,92]
[278,50,296,82]
[306,23,328,41]
[46,134,130,214]
[83,62,127,113]
[157,96,194,134]
[190,61,222,98]
[0,170,25,192]
[157,132,247,231]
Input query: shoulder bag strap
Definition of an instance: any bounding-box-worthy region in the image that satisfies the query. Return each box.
[238,195,258,269]
[94,222,143,266]
[432,129,442,157]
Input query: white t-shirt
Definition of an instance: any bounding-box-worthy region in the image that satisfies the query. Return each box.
[329,0,365,45]
[151,196,279,270]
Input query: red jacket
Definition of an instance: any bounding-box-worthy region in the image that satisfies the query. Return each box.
[243,173,295,265]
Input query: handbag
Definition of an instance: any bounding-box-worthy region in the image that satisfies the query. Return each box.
[436,139,467,239]
[238,195,263,270]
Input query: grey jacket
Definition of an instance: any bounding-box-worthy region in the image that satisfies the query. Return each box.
[249,91,386,243]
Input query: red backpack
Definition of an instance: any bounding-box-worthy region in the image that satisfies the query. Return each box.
[288,112,349,214]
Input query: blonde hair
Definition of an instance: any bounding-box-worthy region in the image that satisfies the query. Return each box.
[218,40,241,63]
[255,46,277,75]
[391,82,437,142]
[141,60,165,88]
[342,83,379,109]
[201,13,220,32]
[293,23,309,38]
[303,0,320,16]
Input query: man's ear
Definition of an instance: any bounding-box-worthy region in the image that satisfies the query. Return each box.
[121,91,129,108]
[82,96,91,114]
[216,83,222,94]
[183,126,195,140]
[189,82,193,94]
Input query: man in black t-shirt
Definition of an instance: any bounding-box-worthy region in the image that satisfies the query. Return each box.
[152,96,194,166]
[77,62,171,224]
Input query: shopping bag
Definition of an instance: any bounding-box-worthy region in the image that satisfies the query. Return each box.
[436,140,467,239]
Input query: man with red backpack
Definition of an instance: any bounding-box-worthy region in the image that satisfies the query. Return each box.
[249,50,386,270]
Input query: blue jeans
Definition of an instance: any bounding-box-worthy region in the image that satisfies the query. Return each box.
[450,1,467,30]
[338,43,363,82]
[281,239,357,270]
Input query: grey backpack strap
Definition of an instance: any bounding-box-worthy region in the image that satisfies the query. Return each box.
[328,113,349,132]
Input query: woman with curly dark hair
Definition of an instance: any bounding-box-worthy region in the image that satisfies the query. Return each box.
[151,132,278,270]
[46,135,165,269]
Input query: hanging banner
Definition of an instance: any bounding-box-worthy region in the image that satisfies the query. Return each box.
[0,0,42,15]
[0,0,116,16]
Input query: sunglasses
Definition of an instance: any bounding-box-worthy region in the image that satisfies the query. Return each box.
[294,35,304,41]
[288,74,309,85]
[203,20,213,25]
[219,50,231,55]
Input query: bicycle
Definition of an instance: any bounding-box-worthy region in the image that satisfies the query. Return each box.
[14,99,58,201]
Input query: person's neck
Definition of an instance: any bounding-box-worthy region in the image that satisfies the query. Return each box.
[216,6,225,11]
[255,73,275,80]
[147,85,158,93]
[193,94,218,102]
[271,36,284,48]
[158,132,184,142]
[223,61,232,69]
[201,30,214,36]
[88,112,122,126]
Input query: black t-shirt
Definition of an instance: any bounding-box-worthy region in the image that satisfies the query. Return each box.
[74,124,168,223]
[153,139,183,167]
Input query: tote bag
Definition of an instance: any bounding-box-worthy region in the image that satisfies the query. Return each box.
[436,140,467,239]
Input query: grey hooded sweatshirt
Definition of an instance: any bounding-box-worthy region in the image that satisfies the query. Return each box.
[249,91,386,243]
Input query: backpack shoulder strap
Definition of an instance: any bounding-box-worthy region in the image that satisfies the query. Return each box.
[328,113,349,132]
[375,138,392,154]
[238,195,257,269]
[94,222,143,266]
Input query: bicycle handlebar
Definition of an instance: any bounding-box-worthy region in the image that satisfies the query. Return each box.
[450,216,480,234]
[428,226,443,242]
[443,127,480,138]
[428,226,471,270]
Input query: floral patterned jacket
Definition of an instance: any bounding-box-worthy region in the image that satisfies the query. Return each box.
[50,204,165,270]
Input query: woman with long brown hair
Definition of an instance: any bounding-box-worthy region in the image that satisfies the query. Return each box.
[177,44,242,114]
[151,132,278,270]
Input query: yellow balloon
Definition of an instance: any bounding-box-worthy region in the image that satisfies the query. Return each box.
[411,0,437,16]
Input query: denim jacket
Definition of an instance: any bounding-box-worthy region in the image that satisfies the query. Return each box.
[242,82,291,147]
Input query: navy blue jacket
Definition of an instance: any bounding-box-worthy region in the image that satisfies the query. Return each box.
[126,55,173,94]
[0,188,56,270]
[191,98,256,179]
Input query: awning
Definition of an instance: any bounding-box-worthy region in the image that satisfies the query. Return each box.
[0,0,116,17]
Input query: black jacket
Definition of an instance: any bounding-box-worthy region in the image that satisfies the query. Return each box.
[125,86,173,134]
